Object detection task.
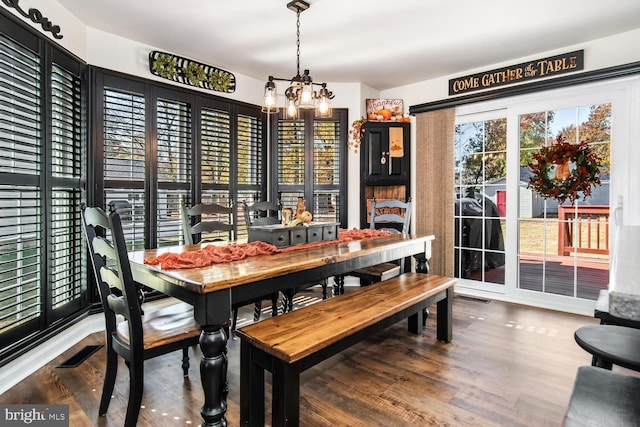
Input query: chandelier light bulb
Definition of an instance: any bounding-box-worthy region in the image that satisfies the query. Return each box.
[264,91,277,107]
[286,98,298,119]
[299,84,314,106]
[317,97,330,116]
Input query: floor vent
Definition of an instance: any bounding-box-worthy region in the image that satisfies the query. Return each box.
[455,295,491,303]
[57,345,103,368]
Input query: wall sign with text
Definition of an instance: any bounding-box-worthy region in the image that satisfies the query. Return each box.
[448,50,584,96]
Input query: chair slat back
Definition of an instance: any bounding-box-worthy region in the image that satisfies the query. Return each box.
[82,206,143,345]
[181,202,234,245]
[370,198,412,234]
[242,200,281,227]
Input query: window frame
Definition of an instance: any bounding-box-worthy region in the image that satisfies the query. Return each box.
[0,9,87,363]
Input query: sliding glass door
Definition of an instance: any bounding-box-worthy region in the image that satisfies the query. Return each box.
[454,80,628,313]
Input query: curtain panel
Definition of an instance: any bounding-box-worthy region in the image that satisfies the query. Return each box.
[415,109,455,276]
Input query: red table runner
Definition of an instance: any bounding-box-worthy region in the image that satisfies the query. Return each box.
[144,228,391,270]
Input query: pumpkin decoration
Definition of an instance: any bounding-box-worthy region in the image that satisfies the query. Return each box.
[376,109,393,120]
[299,210,313,224]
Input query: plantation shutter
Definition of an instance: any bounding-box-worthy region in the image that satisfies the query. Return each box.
[201,107,230,188]
[0,33,43,336]
[49,61,84,314]
[277,119,305,209]
[313,120,341,222]
[157,98,191,247]
[102,88,146,250]
[236,112,263,239]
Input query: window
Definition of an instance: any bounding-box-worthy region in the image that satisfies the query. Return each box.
[95,72,265,248]
[272,110,347,226]
[0,16,86,360]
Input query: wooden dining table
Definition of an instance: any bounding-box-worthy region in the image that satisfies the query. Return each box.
[128,232,435,427]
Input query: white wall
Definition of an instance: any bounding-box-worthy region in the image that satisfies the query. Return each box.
[4,0,87,58]
[380,28,640,227]
[382,28,640,107]
[86,27,267,106]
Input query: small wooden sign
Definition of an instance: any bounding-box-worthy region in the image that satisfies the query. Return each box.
[366,99,405,121]
[448,50,584,96]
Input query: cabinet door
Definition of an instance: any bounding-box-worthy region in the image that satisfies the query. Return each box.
[363,122,408,184]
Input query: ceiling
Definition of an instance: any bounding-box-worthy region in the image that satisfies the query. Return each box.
[56,0,640,91]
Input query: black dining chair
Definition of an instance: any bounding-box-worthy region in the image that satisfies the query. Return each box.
[350,198,412,285]
[242,200,281,226]
[180,201,234,245]
[82,205,201,427]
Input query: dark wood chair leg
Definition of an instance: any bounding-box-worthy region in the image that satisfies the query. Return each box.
[181,347,189,377]
[333,274,345,295]
[271,293,279,317]
[231,308,239,333]
[253,301,263,321]
[125,359,144,427]
[282,289,295,313]
[321,279,328,300]
[99,345,118,415]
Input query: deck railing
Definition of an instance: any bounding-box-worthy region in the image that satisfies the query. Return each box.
[558,205,610,257]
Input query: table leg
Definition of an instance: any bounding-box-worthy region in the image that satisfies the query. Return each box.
[593,356,613,370]
[414,253,429,273]
[199,325,228,427]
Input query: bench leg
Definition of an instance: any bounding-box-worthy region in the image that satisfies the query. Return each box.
[436,287,453,342]
[408,307,425,334]
[272,360,300,427]
[240,342,265,426]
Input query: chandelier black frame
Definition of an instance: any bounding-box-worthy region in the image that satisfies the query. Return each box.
[262,0,334,118]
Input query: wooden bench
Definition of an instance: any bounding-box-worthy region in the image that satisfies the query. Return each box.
[236,272,456,426]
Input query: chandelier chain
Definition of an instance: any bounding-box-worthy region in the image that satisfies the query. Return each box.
[296,9,301,77]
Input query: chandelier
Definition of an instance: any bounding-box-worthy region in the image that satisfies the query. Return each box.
[262,0,334,119]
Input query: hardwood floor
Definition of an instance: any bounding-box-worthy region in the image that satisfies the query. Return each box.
[0,287,609,426]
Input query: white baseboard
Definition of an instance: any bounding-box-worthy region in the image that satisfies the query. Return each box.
[0,314,105,395]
